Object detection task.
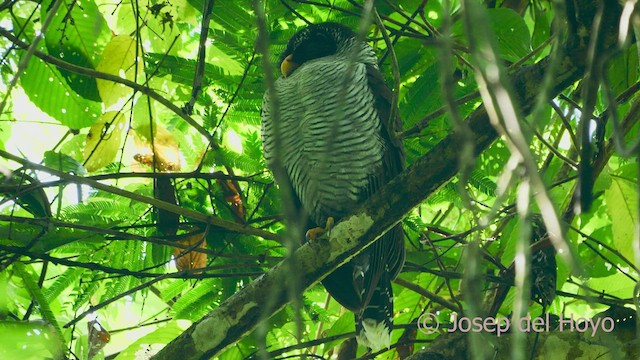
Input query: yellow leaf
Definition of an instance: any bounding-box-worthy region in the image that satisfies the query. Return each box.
[95,35,142,110]
[84,111,127,171]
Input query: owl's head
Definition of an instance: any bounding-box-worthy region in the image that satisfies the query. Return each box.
[279,22,360,77]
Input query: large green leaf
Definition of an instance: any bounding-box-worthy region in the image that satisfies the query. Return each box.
[605,176,638,261]
[0,320,65,360]
[41,0,110,102]
[607,44,638,96]
[531,2,552,51]
[95,35,141,110]
[487,8,532,63]
[452,8,531,63]
[19,57,101,129]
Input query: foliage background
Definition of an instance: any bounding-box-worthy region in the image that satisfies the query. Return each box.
[0,0,638,359]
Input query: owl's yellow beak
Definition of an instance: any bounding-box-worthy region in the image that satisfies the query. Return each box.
[280,54,299,78]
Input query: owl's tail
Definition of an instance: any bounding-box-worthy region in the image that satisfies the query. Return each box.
[354,272,394,351]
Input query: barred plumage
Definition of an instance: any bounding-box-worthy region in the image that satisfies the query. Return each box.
[262,42,385,224]
[261,22,405,351]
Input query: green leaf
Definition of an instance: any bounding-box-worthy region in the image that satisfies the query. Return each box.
[0,171,51,218]
[579,226,615,278]
[469,170,497,196]
[400,63,442,129]
[0,222,103,252]
[19,57,101,129]
[393,39,434,77]
[43,268,85,302]
[322,312,354,352]
[43,151,86,175]
[146,53,240,87]
[15,263,57,327]
[605,176,638,261]
[172,280,217,320]
[0,320,65,360]
[374,0,397,16]
[487,8,532,63]
[607,44,639,96]
[95,35,141,110]
[587,272,637,299]
[531,3,551,50]
[41,0,110,102]
[479,141,510,177]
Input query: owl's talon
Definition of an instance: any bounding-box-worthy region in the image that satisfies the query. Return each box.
[305,217,335,241]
